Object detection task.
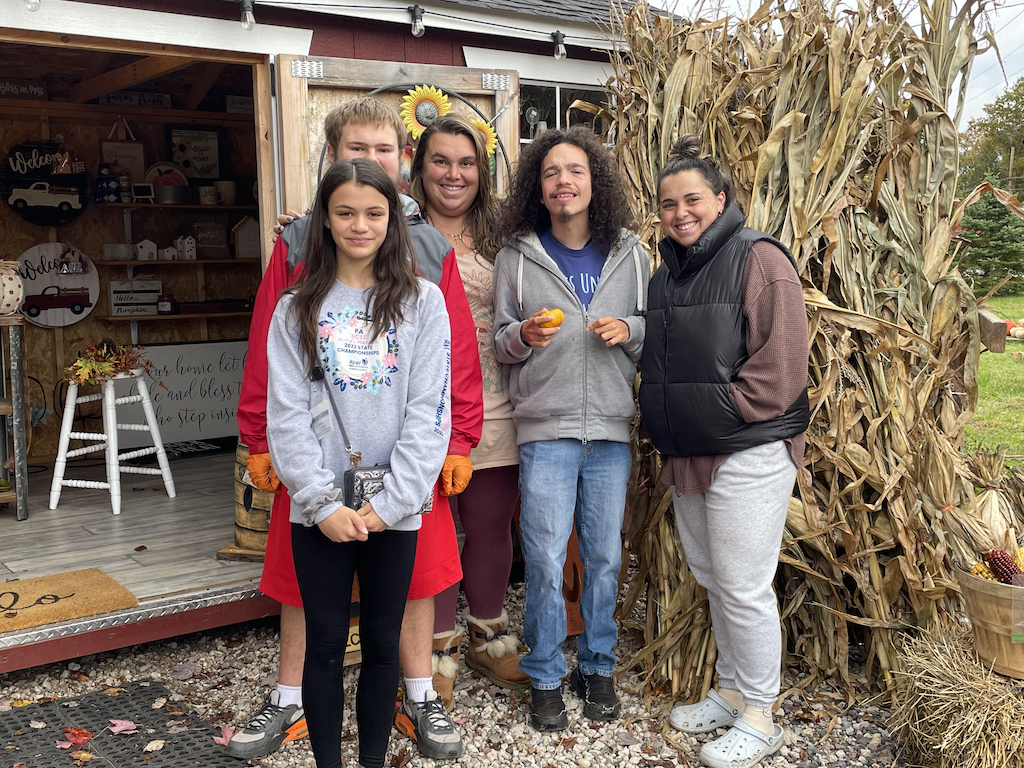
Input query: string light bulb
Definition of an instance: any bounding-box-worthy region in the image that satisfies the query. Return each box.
[552,31,567,61]
[408,5,425,38]
[24,0,41,11]
[241,0,256,31]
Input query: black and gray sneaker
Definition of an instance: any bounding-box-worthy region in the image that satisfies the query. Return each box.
[225,690,307,759]
[570,667,620,721]
[529,686,568,732]
[394,690,463,760]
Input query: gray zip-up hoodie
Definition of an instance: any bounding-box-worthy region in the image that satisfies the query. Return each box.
[266,279,451,530]
[492,229,650,445]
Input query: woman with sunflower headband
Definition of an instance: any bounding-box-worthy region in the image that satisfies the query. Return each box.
[407,112,531,703]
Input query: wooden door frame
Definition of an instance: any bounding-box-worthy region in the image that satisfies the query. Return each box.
[277,54,520,217]
[0,27,278,265]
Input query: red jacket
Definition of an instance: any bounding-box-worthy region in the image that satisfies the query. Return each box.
[237,199,483,457]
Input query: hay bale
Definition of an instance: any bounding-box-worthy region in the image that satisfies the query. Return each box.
[889,625,1024,768]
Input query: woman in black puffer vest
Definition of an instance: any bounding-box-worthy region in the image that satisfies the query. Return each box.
[639,136,809,768]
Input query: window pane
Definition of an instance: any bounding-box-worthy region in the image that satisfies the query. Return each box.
[563,88,608,134]
[520,84,556,140]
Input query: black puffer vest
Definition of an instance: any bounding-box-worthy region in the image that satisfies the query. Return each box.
[639,204,810,457]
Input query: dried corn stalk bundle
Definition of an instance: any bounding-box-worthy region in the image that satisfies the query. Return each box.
[606,0,998,696]
[965,450,1019,554]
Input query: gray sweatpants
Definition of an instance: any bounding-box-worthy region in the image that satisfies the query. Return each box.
[671,440,796,709]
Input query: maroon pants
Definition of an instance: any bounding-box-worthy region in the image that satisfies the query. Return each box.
[434,464,520,629]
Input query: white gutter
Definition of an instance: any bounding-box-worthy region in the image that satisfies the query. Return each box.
[258,0,620,49]
[0,0,312,56]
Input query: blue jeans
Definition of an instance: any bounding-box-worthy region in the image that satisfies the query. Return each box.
[517,439,630,689]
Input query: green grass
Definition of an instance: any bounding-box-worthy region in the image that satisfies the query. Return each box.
[963,294,1024,457]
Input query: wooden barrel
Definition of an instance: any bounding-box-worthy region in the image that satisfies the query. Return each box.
[955,566,1024,678]
[234,442,274,552]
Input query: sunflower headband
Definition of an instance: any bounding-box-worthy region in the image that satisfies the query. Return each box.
[400,85,497,157]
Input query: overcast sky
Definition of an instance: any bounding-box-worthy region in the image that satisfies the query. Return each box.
[647,1,1022,130]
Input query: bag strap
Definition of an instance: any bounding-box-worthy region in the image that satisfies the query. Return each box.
[312,366,361,466]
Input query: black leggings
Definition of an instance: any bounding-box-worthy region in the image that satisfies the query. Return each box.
[292,524,417,768]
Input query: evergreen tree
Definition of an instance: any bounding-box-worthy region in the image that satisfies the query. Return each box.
[957,174,1024,296]
[959,77,1024,194]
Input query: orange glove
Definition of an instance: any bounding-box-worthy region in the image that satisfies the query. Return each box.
[247,452,281,494]
[440,455,473,496]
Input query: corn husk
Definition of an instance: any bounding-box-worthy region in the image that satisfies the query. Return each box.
[602,0,1010,698]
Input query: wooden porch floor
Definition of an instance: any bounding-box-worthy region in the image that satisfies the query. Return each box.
[0,450,263,600]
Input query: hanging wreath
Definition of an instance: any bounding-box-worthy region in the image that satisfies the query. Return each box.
[400,85,452,139]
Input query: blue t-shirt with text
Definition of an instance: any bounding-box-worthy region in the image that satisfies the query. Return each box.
[539,228,605,310]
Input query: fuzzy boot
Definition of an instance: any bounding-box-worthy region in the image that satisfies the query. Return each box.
[465,610,530,688]
[431,629,462,711]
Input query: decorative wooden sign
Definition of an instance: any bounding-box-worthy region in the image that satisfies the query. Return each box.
[2,141,90,227]
[16,243,100,328]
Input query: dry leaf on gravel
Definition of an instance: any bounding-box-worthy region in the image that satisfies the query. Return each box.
[56,741,73,749]
[29,720,45,728]
[70,751,94,765]
[170,663,199,680]
[151,697,167,709]
[143,740,164,752]
[212,725,234,746]
[11,700,31,707]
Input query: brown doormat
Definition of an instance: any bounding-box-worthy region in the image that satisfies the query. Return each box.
[0,568,138,633]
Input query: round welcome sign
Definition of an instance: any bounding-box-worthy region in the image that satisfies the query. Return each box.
[2,140,90,227]
[17,243,100,328]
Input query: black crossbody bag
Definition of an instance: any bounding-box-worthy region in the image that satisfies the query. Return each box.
[312,366,432,515]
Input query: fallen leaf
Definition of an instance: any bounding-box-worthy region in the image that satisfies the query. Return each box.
[134,545,147,551]
[102,687,127,696]
[63,727,93,746]
[151,697,167,709]
[56,741,74,749]
[559,736,578,749]
[11,699,31,707]
[143,740,164,752]
[62,701,80,708]
[109,719,137,734]
[165,704,184,716]
[11,729,25,736]
[616,732,640,746]
[168,724,189,733]
[14,762,28,768]
[29,720,46,729]
[389,746,412,768]
[213,725,233,746]
[170,663,199,680]
[71,750,94,765]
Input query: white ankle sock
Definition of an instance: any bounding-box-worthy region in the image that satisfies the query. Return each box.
[716,687,743,711]
[741,703,775,736]
[405,676,433,704]
[277,683,303,709]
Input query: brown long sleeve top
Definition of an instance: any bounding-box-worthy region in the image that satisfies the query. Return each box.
[661,240,808,495]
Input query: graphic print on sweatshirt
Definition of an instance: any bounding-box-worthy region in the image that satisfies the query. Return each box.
[318,308,398,394]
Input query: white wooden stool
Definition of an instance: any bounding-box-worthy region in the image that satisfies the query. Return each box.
[49,368,176,515]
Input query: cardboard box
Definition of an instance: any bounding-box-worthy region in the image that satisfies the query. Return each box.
[108,279,162,316]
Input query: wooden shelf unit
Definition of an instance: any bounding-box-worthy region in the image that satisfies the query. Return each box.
[105,311,253,321]
[96,203,259,212]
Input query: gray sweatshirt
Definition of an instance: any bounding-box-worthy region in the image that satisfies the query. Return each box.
[492,230,650,445]
[266,278,451,530]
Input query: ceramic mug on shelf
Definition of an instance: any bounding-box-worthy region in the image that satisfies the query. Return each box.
[198,186,218,205]
[215,180,237,206]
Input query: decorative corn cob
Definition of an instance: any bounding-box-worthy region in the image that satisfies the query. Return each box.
[970,561,999,581]
[1014,547,1024,572]
[983,549,1023,584]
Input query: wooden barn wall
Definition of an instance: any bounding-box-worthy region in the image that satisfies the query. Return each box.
[72,0,606,64]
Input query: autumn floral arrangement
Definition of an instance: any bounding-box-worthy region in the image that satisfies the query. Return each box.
[65,341,154,386]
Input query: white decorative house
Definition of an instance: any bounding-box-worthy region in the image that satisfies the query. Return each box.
[134,239,157,261]
[174,235,197,261]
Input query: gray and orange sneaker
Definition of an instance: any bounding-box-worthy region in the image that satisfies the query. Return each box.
[225,690,307,759]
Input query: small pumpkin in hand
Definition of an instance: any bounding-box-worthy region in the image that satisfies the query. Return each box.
[538,308,564,328]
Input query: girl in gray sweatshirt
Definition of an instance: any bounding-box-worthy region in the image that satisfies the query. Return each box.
[266,159,451,768]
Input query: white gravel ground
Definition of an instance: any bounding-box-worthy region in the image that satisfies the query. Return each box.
[0,582,903,768]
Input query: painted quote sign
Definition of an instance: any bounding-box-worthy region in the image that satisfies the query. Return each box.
[113,340,247,448]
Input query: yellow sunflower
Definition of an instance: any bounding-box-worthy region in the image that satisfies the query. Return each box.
[400,85,452,139]
[471,118,498,157]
